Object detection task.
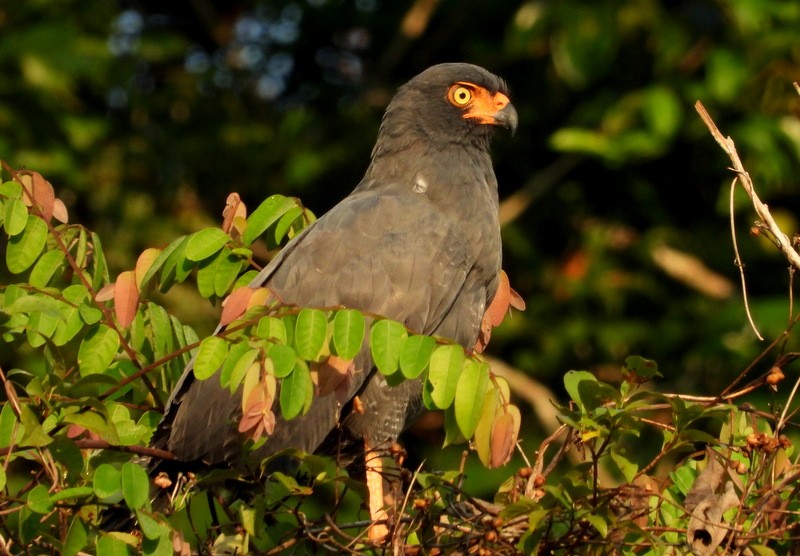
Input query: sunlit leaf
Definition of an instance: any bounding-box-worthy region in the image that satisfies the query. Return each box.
[268,344,296,378]
[78,324,120,376]
[273,205,303,244]
[4,198,28,236]
[28,249,66,288]
[427,344,465,409]
[134,247,162,290]
[113,270,139,328]
[220,286,254,326]
[294,308,327,361]
[280,360,313,420]
[255,316,287,343]
[370,319,407,376]
[6,215,47,274]
[194,336,228,380]
[243,194,299,246]
[90,231,109,290]
[399,334,435,379]
[490,405,520,468]
[332,309,365,360]
[454,358,490,439]
[474,387,500,467]
[185,228,230,261]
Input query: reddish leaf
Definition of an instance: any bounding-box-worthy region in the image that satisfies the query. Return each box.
[509,284,526,311]
[114,270,139,328]
[487,270,512,327]
[222,192,248,239]
[220,286,255,326]
[22,172,56,222]
[95,283,115,302]
[474,270,526,352]
[134,248,162,289]
[313,355,353,400]
[239,381,276,442]
[52,198,69,224]
[490,405,520,468]
[474,316,492,353]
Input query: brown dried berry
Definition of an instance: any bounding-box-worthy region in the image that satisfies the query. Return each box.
[517,466,533,478]
[766,366,785,386]
[154,472,172,489]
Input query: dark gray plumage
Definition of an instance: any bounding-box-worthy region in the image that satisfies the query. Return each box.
[153,63,517,472]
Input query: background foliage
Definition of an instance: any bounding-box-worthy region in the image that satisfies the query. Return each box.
[2,0,800,553]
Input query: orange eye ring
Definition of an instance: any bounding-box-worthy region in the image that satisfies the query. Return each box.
[448,85,473,106]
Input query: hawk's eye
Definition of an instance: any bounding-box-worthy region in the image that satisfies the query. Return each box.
[448,85,473,106]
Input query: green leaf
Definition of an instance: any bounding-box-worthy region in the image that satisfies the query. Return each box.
[49,486,94,502]
[255,316,287,342]
[136,510,167,540]
[139,236,184,291]
[18,404,52,447]
[268,344,296,378]
[332,309,365,360]
[226,347,260,393]
[4,198,29,236]
[370,319,408,376]
[26,309,59,347]
[563,370,597,408]
[623,355,661,380]
[581,512,608,539]
[4,292,63,316]
[78,324,120,376]
[185,228,230,261]
[64,411,119,444]
[399,335,435,379]
[27,483,53,514]
[93,463,123,502]
[28,249,66,288]
[156,236,189,292]
[214,252,244,297]
[196,248,242,298]
[219,342,252,389]
[243,195,299,246]
[7,215,47,274]
[273,205,303,244]
[121,461,149,510]
[90,232,109,290]
[294,308,328,361]
[610,445,638,482]
[96,534,135,555]
[280,360,313,420]
[194,336,228,380]
[427,344,465,409]
[0,467,4,491]
[454,358,490,439]
[147,302,173,360]
[0,180,22,198]
[0,403,18,448]
[63,517,88,556]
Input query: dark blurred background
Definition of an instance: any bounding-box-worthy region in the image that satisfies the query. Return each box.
[3,0,800,492]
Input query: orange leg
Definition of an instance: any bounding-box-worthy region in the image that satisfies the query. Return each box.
[365,448,390,542]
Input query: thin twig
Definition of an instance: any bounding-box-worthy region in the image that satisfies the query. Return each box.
[729,176,764,340]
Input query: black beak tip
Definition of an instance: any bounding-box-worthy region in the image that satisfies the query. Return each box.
[497,103,518,136]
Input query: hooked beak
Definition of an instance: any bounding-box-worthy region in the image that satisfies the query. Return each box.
[493,101,518,136]
[463,91,518,136]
